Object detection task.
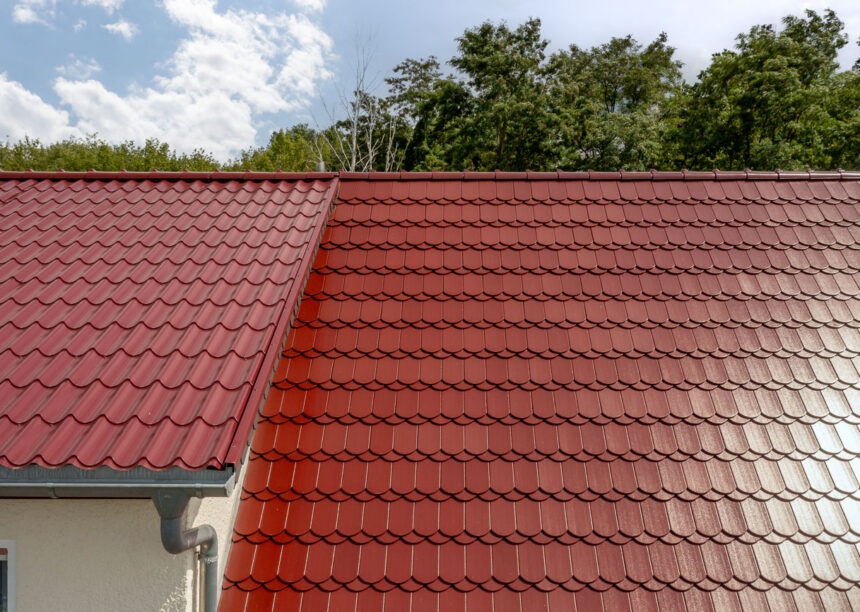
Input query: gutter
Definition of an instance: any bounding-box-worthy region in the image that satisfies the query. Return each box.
[0,465,235,498]
[0,464,234,612]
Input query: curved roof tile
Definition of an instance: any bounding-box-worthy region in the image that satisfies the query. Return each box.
[223,174,860,610]
[0,176,337,469]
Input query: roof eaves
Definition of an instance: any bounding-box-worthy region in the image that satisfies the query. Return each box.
[0,464,235,498]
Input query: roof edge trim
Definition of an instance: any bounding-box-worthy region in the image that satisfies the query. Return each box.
[2,169,858,181]
[0,170,339,181]
[0,464,235,499]
[223,178,341,464]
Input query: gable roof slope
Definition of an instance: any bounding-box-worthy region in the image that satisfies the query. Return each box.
[223,172,860,611]
[0,173,338,470]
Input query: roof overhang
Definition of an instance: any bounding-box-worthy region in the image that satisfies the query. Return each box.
[0,464,235,498]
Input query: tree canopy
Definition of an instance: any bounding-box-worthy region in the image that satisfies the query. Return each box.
[0,135,218,172]
[674,9,859,170]
[547,32,683,170]
[2,9,858,172]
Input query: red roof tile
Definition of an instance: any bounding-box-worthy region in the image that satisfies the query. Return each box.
[223,173,860,609]
[0,173,337,469]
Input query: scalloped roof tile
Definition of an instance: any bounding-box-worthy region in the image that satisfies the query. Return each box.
[222,173,860,611]
[0,174,337,469]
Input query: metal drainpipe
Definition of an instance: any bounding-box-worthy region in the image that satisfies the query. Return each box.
[153,490,219,612]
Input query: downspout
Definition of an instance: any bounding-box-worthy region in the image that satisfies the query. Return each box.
[152,490,219,612]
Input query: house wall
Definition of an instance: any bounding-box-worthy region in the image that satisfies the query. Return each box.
[0,474,243,612]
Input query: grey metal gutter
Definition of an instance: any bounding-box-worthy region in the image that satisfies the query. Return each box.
[0,465,235,498]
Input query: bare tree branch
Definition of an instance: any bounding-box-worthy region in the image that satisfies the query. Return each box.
[311,32,407,172]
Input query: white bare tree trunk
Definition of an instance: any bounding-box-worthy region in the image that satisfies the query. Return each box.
[313,37,403,172]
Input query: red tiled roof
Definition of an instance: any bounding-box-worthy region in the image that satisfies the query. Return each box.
[0,173,337,469]
[223,173,860,610]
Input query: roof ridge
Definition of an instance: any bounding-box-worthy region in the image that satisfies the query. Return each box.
[0,170,339,181]
[343,169,860,181]
[2,169,859,181]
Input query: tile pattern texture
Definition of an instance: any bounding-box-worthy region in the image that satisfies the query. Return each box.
[223,171,860,610]
[0,173,337,469]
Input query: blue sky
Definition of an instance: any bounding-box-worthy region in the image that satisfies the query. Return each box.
[1,0,858,161]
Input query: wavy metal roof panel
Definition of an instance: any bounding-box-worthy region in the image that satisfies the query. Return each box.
[222,175,860,610]
[0,175,337,470]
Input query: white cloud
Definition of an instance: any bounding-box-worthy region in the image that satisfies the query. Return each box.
[55,77,259,158]
[12,0,56,24]
[12,6,39,23]
[12,0,123,27]
[155,0,334,111]
[56,55,101,79]
[0,73,79,143]
[80,0,122,13]
[294,0,325,12]
[73,17,86,31]
[103,19,137,40]
[7,0,335,159]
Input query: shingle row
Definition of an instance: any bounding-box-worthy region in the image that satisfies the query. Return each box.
[223,178,860,610]
[0,177,336,469]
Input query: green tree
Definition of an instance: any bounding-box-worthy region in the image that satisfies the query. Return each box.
[395,19,554,171]
[675,9,860,169]
[403,77,475,171]
[384,56,444,169]
[4,11,856,174]
[548,33,683,170]
[386,57,443,124]
[0,135,218,171]
[448,18,553,170]
[227,125,323,171]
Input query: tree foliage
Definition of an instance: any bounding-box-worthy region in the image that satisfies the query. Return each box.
[0,135,218,171]
[1,10,857,172]
[548,33,682,170]
[225,125,322,171]
[675,9,859,169]
[446,19,553,170]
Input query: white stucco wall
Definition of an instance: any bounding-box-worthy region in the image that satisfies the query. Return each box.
[0,473,243,612]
